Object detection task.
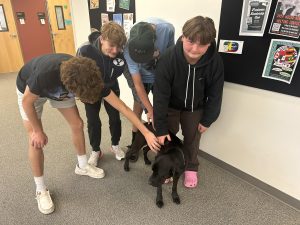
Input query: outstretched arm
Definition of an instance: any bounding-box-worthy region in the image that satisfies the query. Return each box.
[131,73,153,123]
[104,91,160,152]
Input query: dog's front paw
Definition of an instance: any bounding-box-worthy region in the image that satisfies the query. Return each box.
[124,162,130,171]
[172,196,180,204]
[156,200,164,208]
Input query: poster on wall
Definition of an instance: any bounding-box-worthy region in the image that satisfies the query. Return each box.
[239,0,272,36]
[218,40,244,54]
[113,13,122,26]
[262,39,300,84]
[101,13,109,25]
[269,0,300,38]
[106,0,115,12]
[123,13,134,37]
[119,0,130,10]
[90,0,99,9]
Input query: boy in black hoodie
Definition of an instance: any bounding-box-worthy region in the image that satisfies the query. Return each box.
[153,16,224,188]
[77,22,136,165]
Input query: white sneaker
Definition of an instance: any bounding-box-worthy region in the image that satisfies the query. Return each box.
[110,145,125,160]
[35,189,55,215]
[75,163,105,179]
[88,150,104,167]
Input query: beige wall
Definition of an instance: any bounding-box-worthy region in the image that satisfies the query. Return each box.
[71,0,300,200]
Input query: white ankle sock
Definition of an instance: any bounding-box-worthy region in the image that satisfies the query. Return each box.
[91,151,100,157]
[112,145,119,150]
[77,154,88,168]
[34,176,47,193]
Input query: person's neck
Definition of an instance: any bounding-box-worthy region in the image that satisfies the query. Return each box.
[184,52,201,65]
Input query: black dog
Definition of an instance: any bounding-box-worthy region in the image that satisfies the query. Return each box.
[124,123,185,208]
[148,132,185,208]
[124,123,155,172]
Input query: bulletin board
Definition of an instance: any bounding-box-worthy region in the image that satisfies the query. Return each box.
[218,0,300,97]
[87,0,136,31]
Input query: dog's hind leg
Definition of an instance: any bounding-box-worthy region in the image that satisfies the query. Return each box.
[156,185,164,208]
[124,131,146,171]
[124,151,131,171]
[171,172,181,204]
[143,146,151,165]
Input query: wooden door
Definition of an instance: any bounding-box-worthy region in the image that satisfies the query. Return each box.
[0,0,23,73]
[46,0,75,55]
[11,0,53,63]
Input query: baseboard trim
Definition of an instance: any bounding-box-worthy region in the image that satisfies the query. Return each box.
[198,149,300,211]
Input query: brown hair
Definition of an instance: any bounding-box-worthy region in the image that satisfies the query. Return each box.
[60,57,103,103]
[101,21,127,48]
[182,16,216,45]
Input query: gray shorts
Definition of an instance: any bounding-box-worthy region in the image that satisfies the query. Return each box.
[16,88,76,121]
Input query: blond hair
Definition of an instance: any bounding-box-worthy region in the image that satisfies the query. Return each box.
[101,21,127,48]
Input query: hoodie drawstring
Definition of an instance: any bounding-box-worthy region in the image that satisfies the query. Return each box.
[185,65,196,112]
[184,65,191,108]
[192,67,195,112]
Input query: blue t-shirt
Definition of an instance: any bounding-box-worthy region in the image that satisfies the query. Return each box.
[124,18,175,84]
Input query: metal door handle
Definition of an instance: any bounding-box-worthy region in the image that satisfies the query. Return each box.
[10,33,17,38]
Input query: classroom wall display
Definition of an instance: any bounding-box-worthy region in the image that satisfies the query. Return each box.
[87,0,135,35]
[218,0,300,97]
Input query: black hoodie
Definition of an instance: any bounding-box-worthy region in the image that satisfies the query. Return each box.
[153,37,224,136]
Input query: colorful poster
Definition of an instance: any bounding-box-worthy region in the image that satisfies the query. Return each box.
[123,13,134,37]
[113,13,122,26]
[239,0,272,36]
[106,0,115,12]
[218,40,244,54]
[119,0,130,10]
[101,13,109,26]
[269,0,300,38]
[90,0,99,9]
[262,39,300,84]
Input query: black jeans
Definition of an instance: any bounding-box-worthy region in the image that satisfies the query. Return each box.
[84,86,121,152]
